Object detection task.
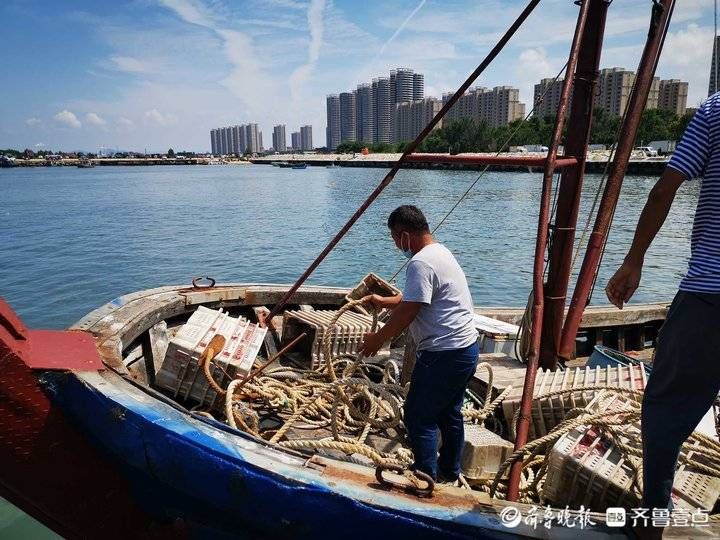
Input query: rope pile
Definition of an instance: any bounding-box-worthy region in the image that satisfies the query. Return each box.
[193,303,720,513]
[196,299,508,474]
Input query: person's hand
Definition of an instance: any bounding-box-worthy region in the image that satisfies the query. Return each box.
[363,294,385,310]
[606,260,642,309]
[360,332,384,357]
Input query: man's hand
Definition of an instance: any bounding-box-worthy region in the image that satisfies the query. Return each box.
[362,293,402,311]
[606,261,642,309]
[360,332,385,357]
[364,294,386,310]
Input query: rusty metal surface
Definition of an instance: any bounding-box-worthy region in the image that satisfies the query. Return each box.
[508,0,596,502]
[559,0,677,360]
[539,0,611,371]
[0,297,103,371]
[0,307,177,538]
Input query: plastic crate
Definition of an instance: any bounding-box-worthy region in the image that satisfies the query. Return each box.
[344,273,401,317]
[461,424,514,483]
[542,392,720,511]
[502,364,647,441]
[156,306,266,409]
[281,309,386,369]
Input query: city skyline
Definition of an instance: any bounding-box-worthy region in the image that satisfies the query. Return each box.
[0,1,714,152]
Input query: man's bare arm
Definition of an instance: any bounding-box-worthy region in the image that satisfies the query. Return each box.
[367,293,402,310]
[360,301,422,356]
[606,168,685,308]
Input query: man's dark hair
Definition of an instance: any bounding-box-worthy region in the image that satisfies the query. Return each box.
[387,205,430,233]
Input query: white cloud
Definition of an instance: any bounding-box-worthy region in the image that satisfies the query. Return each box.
[156,0,214,27]
[85,112,107,127]
[109,55,152,73]
[54,110,82,129]
[289,0,326,102]
[657,23,714,107]
[25,118,42,127]
[258,0,308,9]
[144,108,173,126]
[118,117,135,130]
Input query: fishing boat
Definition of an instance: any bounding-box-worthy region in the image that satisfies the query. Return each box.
[77,159,95,168]
[2,1,719,538]
[291,162,307,169]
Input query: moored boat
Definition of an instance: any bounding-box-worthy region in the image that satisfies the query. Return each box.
[4,284,713,539]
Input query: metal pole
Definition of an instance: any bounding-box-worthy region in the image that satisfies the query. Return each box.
[263,0,541,323]
[559,0,676,360]
[539,0,611,370]
[506,0,594,502]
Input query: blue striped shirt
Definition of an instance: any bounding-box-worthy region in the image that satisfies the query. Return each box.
[667,92,720,293]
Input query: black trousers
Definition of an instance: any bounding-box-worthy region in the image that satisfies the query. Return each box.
[642,291,720,509]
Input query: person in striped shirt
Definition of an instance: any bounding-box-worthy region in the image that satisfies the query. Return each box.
[607,92,720,535]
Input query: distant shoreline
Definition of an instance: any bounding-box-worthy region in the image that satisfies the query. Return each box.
[1,152,671,175]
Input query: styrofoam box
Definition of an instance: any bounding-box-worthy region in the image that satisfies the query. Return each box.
[156,306,266,409]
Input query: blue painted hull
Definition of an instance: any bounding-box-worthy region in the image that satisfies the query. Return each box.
[44,371,517,540]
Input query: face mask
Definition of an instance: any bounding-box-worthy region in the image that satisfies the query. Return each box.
[400,232,413,259]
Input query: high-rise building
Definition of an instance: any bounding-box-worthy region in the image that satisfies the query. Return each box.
[273,125,287,152]
[355,84,374,144]
[373,77,392,144]
[394,98,442,143]
[413,73,424,101]
[392,68,415,103]
[596,68,659,116]
[291,131,300,150]
[244,123,261,154]
[210,129,218,155]
[533,78,567,119]
[238,126,247,154]
[597,68,634,116]
[326,95,341,150]
[221,127,230,155]
[658,79,689,116]
[596,68,677,116]
[443,86,525,128]
[300,125,313,151]
[710,35,720,96]
[339,92,357,144]
[229,126,237,155]
[327,67,424,147]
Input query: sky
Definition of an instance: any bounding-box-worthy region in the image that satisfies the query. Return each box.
[0,0,714,153]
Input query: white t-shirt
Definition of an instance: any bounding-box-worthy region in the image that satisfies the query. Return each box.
[402,243,477,352]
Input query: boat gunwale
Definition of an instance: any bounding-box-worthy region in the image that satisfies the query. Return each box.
[61,282,699,538]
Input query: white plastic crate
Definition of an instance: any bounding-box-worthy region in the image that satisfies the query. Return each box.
[461,424,514,483]
[281,309,386,369]
[502,364,647,441]
[156,306,266,408]
[542,392,720,511]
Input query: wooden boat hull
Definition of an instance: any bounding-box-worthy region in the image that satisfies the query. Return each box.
[0,284,708,539]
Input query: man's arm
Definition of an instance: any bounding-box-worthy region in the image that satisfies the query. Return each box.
[360,301,422,356]
[366,293,402,310]
[605,168,685,309]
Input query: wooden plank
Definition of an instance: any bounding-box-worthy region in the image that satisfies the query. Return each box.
[475,302,669,328]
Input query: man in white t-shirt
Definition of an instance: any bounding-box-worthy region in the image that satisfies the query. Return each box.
[360,205,478,482]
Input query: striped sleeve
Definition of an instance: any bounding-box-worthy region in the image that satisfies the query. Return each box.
[667,105,710,180]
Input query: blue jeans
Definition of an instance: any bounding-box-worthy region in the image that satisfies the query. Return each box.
[404,341,479,481]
